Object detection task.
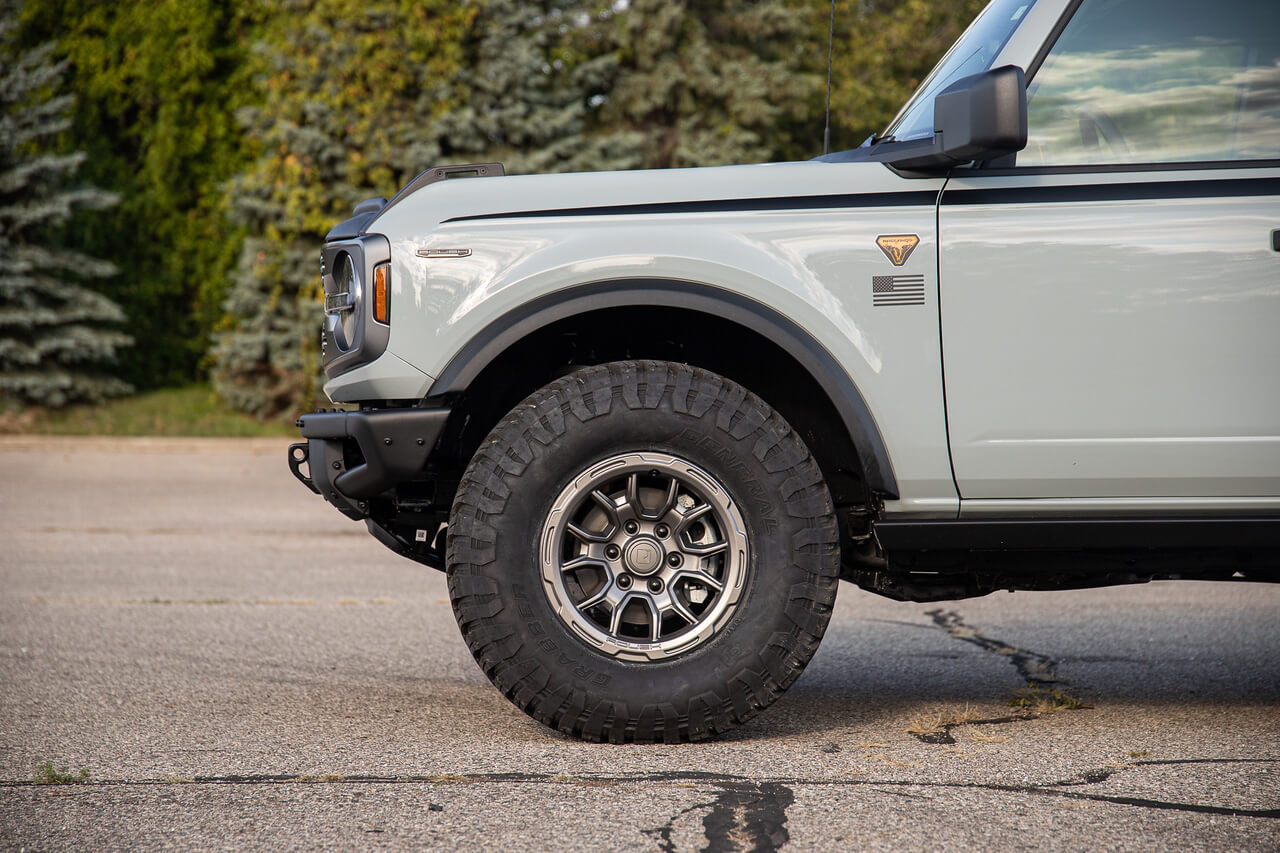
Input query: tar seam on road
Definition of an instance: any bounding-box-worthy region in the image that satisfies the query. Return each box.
[925,608,1063,685]
[5,762,1278,829]
[642,779,794,853]
[895,608,1092,744]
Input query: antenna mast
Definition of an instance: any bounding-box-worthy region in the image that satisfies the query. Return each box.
[823,0,835,155]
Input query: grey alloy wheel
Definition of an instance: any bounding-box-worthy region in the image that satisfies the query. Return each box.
[539,452,749,661]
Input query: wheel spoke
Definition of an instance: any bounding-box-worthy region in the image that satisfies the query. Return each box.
[623,474,679,521]
[576,582,611,611]
[682,539,728,557]
[642,596,662,642]
[660,473,680,514]
[589,489,620,528]
[567,521,611,544]
[562,555,606,574]
[608,593,633,635]
[665,592,698,626]
[624,473,642,517]
[675,503,712,533]
[675,568,724,592]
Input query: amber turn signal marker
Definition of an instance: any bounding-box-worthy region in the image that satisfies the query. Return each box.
[373,263,390,324]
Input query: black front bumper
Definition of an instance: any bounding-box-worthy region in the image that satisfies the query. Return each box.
[288,407,450,520]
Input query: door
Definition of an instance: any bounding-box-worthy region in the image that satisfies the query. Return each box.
[939,0,1280,500]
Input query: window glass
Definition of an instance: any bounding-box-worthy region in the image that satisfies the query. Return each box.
[1023,0,1280,165]
[884,0,1037,143]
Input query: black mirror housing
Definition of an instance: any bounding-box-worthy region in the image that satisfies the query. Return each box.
[887,65,1028,171]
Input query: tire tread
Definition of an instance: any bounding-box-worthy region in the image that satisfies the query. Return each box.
[447,360,840,742]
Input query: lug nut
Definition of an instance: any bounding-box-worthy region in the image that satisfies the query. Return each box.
[667,553,682,568]
[624,520,639,535]
[654,524,670,538]
[604,544,621,560]
[647,578,663,593]
[617,574,632,589]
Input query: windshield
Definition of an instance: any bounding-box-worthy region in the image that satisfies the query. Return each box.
[881,0,1038,142]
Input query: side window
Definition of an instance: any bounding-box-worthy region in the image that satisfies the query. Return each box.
[1021,0,1280,166]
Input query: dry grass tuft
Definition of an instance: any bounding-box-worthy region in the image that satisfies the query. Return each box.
[906,704,984,735]
[966,731,1010,744]
[1008,684,1092,713]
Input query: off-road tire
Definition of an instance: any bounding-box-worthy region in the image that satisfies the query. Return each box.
[446,360,840,742]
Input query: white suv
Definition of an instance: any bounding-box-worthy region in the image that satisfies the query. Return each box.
[289,0,1280,741]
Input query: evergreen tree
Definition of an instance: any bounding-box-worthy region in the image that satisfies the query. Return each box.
[826,0,987,151]
[0,4,131,408]
[19,0,254,390]
[212,0,470,418]
[586,0,823,169]
[211,0,984,419]
[434,0,624,175]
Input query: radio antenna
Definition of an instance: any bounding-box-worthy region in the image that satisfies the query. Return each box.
[823,0,835,155]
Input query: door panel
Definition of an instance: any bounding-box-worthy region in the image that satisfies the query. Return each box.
[939,170,1280,498]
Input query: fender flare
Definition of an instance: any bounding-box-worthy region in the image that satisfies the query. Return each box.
[426,278,899,498]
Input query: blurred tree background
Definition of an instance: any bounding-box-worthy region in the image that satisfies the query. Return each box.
[4,0,982,422]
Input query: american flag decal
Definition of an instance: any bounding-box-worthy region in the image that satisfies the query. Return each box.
[872,274,926,306]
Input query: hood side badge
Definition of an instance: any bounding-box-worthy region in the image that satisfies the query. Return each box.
[416,248,472,258]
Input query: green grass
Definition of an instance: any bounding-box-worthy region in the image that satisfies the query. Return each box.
[34,761,90,785]
[0,385,296,437]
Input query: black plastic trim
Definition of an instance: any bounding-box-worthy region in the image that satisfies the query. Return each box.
[1024,0,1084,83]
[326,203,384,241]
[287,442,320,494]
[427,278,900,499]
[874,517,1280,552]
[443,190,938,223]
[968,158,1280,177]
[942,177,1280,206]
[377,162,504,222]
[297,407,451,501]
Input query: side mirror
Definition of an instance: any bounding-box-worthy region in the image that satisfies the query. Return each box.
[889,65,1028,170]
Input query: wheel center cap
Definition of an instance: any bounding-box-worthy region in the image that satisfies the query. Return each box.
[623,537,665,576]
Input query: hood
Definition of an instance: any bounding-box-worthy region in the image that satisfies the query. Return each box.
[365,158,908,238]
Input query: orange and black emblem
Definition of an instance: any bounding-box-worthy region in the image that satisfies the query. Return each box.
[875,234,920,266]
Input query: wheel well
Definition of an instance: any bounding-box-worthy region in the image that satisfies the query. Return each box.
[433,305,874,515]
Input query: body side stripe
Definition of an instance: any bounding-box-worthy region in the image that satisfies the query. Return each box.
[942,177,1280,206]
[443,190,940,223]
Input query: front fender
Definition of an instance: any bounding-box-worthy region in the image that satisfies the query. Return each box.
[426,276,899,498]
[334,187,957,512]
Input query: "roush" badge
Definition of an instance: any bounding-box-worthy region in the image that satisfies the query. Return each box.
[875,234,920,266]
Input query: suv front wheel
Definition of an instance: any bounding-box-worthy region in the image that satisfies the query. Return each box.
[446,360,840,742]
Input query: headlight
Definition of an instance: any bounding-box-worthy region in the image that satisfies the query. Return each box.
[324,252,360,349]
[319,235,390,377]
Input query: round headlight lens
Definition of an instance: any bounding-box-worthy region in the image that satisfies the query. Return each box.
[336,253,360,347]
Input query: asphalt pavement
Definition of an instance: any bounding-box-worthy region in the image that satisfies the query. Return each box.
[1,437,1277,851]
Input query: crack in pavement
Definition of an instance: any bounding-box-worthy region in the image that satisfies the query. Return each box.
[4,762,1276,824]
[908,608,1092,744]
[925,609,1062,685]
